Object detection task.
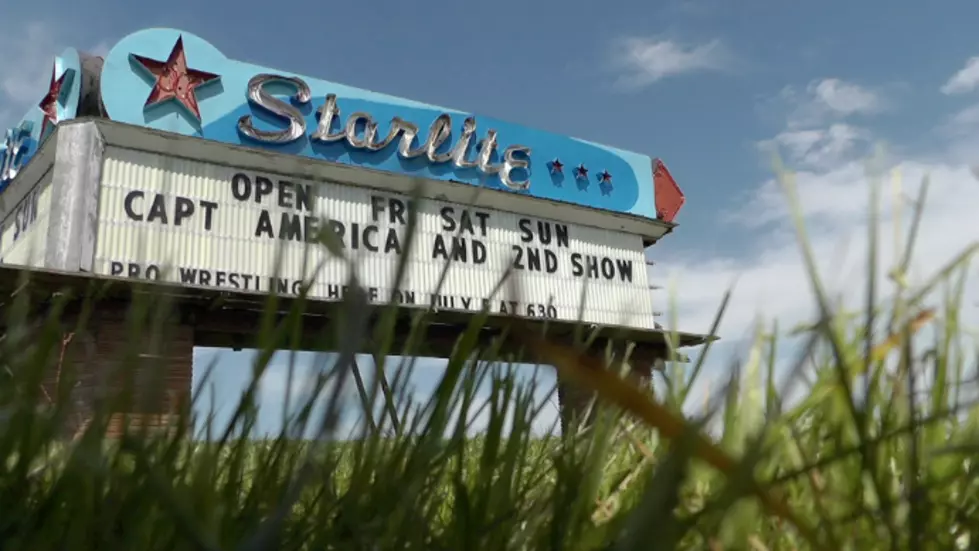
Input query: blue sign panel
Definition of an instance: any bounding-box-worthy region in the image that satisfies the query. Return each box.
[0,48,83,193]
[99,29,668,220]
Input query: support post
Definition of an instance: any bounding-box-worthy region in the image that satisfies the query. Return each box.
[555,346,660,434]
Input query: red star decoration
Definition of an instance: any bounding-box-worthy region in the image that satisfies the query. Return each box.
[549,158,564,175]
[130,35,220,123]
[38,64,69,136]
[574,164,589,180]
[598,170,612,184]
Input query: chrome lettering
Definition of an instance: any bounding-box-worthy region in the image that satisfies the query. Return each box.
[242,74,532,189]
[237,74,311,144]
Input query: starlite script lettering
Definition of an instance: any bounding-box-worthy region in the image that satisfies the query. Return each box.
[236,74,533,191]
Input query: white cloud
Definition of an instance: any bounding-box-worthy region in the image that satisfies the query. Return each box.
[662,134,979,348]
[809,78,884,117]
[937,103,979,150]
[773,79,887,129]
[658,147,979,424]
[0,20,108,130]
[0,22,65,128]
[611,37,733,89]
[758,123,871,171]
[942,57,979,95]
[743,79,888,235]
[948,103,979,128]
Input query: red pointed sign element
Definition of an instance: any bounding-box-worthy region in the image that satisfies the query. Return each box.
[130,35,220,123]
[38,64,70,137]
[652,159,685,223]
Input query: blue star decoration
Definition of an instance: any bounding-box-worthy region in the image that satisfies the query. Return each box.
[598,170,613,196]
[548,158,565,186]
[574,164,588,191]
[574,164,589,191]
[549,158,564,175]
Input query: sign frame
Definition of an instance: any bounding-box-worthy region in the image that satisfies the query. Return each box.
[27,119,679,331]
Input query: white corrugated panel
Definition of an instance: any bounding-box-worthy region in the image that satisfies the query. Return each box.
[0,173,53,268]
[95,147,659,329]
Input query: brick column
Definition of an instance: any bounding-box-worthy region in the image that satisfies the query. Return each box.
[41,304,194,439]
[556,379,595,433]
[556,355,657,434]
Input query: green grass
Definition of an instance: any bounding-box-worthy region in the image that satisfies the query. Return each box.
[0,166,977,550]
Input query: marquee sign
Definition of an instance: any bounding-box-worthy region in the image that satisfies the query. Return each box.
[94,146,661,329]
[98,28,686,222]
[0,48,83,192]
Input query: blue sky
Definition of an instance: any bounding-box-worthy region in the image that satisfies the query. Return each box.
[2,0,978,436]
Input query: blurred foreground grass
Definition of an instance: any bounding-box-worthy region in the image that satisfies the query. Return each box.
[0,167,977,550]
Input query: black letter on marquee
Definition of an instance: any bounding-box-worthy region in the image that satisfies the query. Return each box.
[389,198,407,225]
[571,253,582,277]
[544,250,558,273]
[363,225,378,252]
[277,180,295,209]
[124,190,144,221]
[279,212,302,241]
[174,196,194,226]
[384,228,403,254]
[294,183,312,212]
[303,216,320,243]
[518,218,533,243]
[440,207,456,232]
[554,224,570,248]
[432,235,449,260]
[450,237,467,262]
[200,200,218,231]
[370,195,385,223]
[472,240,487,264]
[458,211,475,235]
[255,176,274,204]
[146,194,168,224]
[255,210,274,238]
[231,173,250,201]
[617,260,633,283]
[328,220,346,248]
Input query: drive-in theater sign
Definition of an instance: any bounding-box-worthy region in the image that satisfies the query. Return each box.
[0,28,708,434]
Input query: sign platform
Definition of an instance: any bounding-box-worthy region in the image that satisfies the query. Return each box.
[0,263,708,361]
